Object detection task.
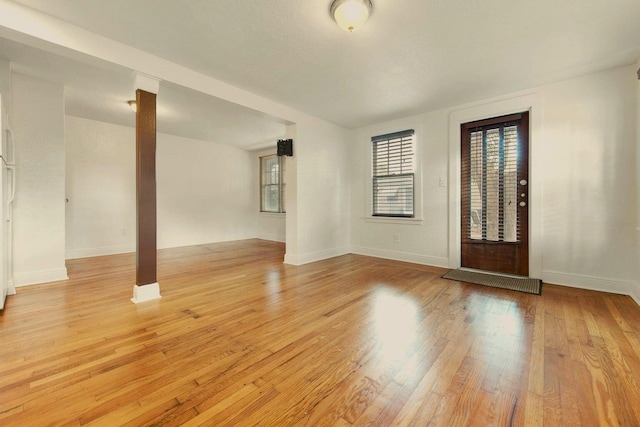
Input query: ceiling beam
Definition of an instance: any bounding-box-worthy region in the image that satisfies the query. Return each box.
[0,0,300,126]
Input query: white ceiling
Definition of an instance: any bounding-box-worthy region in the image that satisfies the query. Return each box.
[2,0,640,146]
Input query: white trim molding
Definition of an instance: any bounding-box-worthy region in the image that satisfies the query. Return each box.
[630,285,640,306]
[14,268,69,287]
[363,217,424,225]
[66,244,135,260]
[131,282,161,304]
[351,246,449,269]
[256,232,286,243]
[448,91,543,279]
[543,270,637,300]
[284,246,349,266]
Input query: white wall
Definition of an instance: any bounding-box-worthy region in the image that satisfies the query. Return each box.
[65,115,256,259]
[539,66,636,292]
[66,113,352,268]
[253,147,286,243]
[0,58,9,106]
[11,73,67,286]
[157,130,255,248]
[285,118,350,265]
[350,112,449,267]
[65,116,135,258]
[350,64,638,298]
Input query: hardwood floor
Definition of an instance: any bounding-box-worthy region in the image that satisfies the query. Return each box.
[1,239,639,426]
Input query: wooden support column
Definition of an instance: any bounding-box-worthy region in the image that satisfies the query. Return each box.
[136,89,157,284]
[131,74,161,303]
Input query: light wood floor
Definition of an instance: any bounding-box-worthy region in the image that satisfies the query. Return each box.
[1,240,639,426]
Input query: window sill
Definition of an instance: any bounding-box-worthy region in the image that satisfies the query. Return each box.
[363,216,424,225]
[259,212,286,218]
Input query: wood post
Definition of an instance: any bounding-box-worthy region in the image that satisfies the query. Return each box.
[135,89,157,286]
[131,74,161,303]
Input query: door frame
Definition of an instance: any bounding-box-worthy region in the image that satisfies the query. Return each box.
[448,93,543,279]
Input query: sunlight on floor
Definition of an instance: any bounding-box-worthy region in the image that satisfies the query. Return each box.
[264,269,282,306]
[372,287,419,360]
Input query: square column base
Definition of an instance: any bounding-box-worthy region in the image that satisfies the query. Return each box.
[131,282,161,304]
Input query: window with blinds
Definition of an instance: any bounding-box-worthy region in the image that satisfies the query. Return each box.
[468,122,519,242]
[372,129,415,217]
[260,155,285,213]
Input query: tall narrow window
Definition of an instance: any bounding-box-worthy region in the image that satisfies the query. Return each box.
[260,155,285,213]
[372,129,415,217]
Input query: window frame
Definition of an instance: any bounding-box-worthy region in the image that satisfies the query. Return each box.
[371,129,416,219]
[364,124,423,224]
[260,154,286,214]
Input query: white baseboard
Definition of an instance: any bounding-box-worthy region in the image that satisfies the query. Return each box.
[66,244,135,260]
[543,270,637,300]
[255,232,286,243]
[630,287,640,306]
[14,267,69,287]
[350,246,450,269]
[284,246,350,266]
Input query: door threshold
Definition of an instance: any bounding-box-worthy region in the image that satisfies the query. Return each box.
[458,267,529,279]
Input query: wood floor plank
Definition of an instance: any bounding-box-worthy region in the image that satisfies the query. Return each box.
[0,239,638,425]
[523,391,543,427]
[581,340,621,426]
[527,294,545,397]
[543,347,563,425]
[351,379,402,426]
[569,358,601,427]
[388,338,471,425]
[441,355,489,426]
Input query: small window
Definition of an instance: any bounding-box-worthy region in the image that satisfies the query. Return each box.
[372,130,415,217]
[260,155,285,213]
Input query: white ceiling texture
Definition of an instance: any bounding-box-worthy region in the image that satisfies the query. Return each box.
[1,0,639,149]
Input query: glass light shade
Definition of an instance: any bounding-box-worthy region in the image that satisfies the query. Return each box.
[128,100,137,112]
[331,0,372,32]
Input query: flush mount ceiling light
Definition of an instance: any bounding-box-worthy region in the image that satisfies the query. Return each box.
[127,100,137,112]
[330,0,373,32]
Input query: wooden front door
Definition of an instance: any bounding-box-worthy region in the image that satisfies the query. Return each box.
[461,112,530,276]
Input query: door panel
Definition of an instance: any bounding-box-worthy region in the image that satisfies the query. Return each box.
[461,112,529,276]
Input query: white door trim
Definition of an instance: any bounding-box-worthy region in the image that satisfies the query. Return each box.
[448,92,543,279]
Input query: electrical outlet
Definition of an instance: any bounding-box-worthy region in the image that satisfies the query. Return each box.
[121,228,126,235]
[393,234,400,244]
[439,177,446,187]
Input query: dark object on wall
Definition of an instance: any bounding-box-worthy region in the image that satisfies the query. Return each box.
[277,139,293,157]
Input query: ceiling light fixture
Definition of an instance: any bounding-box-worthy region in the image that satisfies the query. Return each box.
[330,0,372,32]
[127,100,137,112]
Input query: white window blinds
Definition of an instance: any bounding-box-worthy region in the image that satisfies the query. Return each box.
[468,123,519,242]
[372,130,415,217]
